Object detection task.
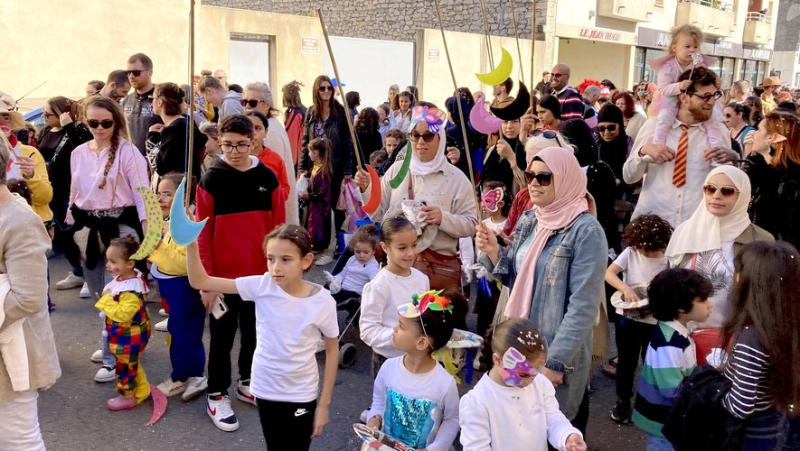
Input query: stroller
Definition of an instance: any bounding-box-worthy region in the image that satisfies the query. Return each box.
[324,246,361,369]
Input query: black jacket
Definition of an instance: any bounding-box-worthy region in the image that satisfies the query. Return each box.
[37,122,93,209]
[123,87,163,155]
[146,117,207,179]
[299,102,355,176]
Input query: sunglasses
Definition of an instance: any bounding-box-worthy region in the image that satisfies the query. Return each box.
[524,171,553,186]
[597,124,618,133]
[530,129,557,139]
[241,99,265,108]
[126,70,143,77]
[318,86,334,92]
[724,113,733,118]
[703,184,738,197]
[411,131,436,143]
[87,119,114,129]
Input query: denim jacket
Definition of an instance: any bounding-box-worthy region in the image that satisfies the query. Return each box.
[481,210,608,419]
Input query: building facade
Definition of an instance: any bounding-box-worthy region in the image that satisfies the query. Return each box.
[772,0,800,87]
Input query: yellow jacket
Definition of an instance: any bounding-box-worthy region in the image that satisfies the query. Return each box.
[16,144,53,223]
[148,229,187,277]
[761,94,777,115]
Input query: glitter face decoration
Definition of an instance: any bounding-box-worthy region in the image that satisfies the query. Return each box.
[499,347,535,387]
[481,187,504,213]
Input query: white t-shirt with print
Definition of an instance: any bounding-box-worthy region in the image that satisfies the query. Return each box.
[235,273,339,403]
[684,241,735,329]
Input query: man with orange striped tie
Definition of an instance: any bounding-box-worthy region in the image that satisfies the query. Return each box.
[622,67,737,228]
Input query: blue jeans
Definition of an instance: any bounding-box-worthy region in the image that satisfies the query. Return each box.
[647,434,674,451]
[85,263,117,368]
[742,410,800,451]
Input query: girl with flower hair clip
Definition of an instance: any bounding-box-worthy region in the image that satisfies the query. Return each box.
[365,290,461,451]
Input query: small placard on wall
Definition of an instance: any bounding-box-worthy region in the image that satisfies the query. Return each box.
[428,48,439,62]
[301,36,319,54]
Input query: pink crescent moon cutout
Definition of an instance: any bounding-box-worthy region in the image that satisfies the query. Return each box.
[470,94,503,135]
[146,386,167,426]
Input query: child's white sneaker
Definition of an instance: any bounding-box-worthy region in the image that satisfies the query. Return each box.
[207,393,239,432]
[235,379,256,406]
[157,378,188,397]
[182,376,208,401]
[94,365,115,383]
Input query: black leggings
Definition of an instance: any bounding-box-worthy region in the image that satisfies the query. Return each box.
[256,398,317,450]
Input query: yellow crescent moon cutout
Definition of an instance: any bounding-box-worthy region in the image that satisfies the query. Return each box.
[475,47,513,86]
[130,187,164,260]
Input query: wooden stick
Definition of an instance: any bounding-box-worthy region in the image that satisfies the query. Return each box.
[433,0,480,219]
[317,8,363,169]
[530,0,537,109]
[509,0,525,82]
[185,0,196,207]
[479,0,495,70]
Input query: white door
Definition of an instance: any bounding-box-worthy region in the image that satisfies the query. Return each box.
[229,39,270,88]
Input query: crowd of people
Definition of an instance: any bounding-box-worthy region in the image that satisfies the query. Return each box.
[1,21,800,451]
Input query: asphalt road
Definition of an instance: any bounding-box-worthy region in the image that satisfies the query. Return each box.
[40,255,646,450]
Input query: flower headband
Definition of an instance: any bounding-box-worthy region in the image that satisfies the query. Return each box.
[397,290,453,319]
[410,105,447,134]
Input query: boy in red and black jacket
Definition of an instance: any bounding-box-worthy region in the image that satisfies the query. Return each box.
[195,114,286,432]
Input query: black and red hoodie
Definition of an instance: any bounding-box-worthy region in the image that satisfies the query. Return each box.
[196,156,286,278]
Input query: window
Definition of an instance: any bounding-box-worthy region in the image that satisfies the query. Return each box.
[635,47,667,84]
[711,57,735,88]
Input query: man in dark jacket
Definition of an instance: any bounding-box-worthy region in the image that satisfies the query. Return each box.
[123,53,161,155]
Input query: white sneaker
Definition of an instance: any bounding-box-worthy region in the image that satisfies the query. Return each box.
[158,308,168,317]
[235,380,256,406]
[207,394,239,432]
[79,283,90,299]
[90,349,103,363]
[56,273,84,290]
[155,318,169,332]
[182,376,208,401]
[314,253,333,266]
[94,366,115,383]
[157,378,188,397]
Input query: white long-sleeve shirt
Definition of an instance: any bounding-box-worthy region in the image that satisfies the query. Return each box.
[369,356,460,451]
[623,117,729,227]
[459,374,582,451]
[339,255,380,294]
[359,268,429,358]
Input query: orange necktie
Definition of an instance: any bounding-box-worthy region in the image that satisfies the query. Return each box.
[673,124,689,187]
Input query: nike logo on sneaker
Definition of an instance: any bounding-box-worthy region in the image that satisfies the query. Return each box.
[209,407,216,416]
[294,408,308,417]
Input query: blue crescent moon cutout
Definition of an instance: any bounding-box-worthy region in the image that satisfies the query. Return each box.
[169,177,208,246]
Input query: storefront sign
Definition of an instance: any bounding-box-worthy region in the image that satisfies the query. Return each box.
[557,24,636,45]
[428,49,440,62]
[742,46,772,61]
[713,40,743,58]
[301,36,319,55]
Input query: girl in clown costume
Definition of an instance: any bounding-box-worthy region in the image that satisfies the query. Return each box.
[94,235,152,411]
[365,291,460,451]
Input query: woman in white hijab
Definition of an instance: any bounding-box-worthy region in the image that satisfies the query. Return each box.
[666,165,773,329]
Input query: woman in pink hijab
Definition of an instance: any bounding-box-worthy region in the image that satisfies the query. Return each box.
[476,147,608,433]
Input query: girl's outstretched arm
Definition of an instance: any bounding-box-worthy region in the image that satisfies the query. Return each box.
[186,241,238,294]
[313,336,339,438]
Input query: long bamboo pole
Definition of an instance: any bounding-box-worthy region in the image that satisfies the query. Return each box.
[530,0,537,109]
[509,0,525,83]
[185,0,196,207]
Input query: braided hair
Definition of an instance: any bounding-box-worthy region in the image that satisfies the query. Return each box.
[84,96,129,189]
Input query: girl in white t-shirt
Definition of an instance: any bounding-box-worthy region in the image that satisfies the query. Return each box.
[187,224,339,451]
[367,291,461,451]
[360,216,430,378]
[604,214,673,424]
[459,318,586,451]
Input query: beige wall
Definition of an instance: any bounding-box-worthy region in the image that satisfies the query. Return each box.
[417,29,546,109]
[1,1,323,113]
[557,38,632,90]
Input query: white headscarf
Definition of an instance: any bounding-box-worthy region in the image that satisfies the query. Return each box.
[409,126,447,176]
[666,165,752,265]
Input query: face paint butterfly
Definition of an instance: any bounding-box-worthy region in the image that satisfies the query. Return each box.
[410,105,446,134]
[499,347,536,387]
[481,187,504,213]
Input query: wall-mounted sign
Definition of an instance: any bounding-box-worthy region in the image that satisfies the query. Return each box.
[428,49,440,62]
[301,36,319,54]
[557,24,636,45]
[742,46,772,61]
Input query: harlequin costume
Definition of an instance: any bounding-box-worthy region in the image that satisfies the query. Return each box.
[95,269,152,409]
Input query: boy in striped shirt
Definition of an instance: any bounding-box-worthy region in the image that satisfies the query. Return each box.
[632,268,713,450]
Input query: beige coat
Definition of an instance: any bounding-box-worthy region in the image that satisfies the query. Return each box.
[0,196,61,402]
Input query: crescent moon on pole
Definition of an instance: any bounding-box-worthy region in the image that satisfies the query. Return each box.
[169,177,208,246]
[490,82,531,121]
[469,94,503,134]
[475,47,513,86]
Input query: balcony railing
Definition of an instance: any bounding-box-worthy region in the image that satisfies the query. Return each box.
[746,12,772,23]
[677,0,734,13]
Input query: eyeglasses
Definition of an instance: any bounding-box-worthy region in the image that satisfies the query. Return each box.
[87,119,114,129]
[44,112,58,119]
[703,184,739,197]
[530,129,557,139]
[241,99,265,108]
[411,131,436,143]
[524,171,553,186]
[318,86,334,92]
[690,91,723,103]
[220,143,252,153]
[550,73,566,78]
[126,70,143,77]
[597,124,618,133]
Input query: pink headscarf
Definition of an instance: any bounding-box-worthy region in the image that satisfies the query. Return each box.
[504,147,590,319]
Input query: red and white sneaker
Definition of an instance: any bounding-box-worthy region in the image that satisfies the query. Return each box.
[235,379,256,406]
[207,393,239,432]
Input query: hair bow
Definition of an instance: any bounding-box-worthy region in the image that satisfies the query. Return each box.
[410,105,446,134]
[481,187,504,213]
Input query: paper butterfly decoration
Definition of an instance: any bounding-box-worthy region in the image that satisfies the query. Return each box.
[481,187,504,213]
[397,290,452,318]
[410,105,447,134]
[499,347,535,387]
